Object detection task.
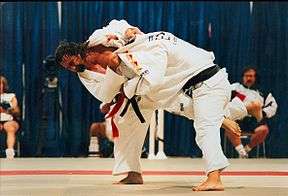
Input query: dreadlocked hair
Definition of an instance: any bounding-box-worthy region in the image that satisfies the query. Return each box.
[54,40,89,65]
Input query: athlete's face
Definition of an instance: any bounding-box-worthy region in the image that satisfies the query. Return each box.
[60,54,84,72]
[60,45,120,72]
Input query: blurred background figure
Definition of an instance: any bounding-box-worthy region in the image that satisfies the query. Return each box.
[89,108,148,158]
[225,67,278,158]
[0,75,21,159]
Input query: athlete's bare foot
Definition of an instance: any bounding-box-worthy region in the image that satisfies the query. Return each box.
[115,172,143,184]
[246,101,263,122]
[222,118,241,136]
[193,170,224,191]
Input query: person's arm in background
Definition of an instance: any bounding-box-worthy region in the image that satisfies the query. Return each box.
[262,92,277,119]
[7,96,21,119]
[230,83,247,101]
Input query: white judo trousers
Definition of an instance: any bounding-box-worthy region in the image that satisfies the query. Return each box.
[191,69,231,173]
[112,102,153,175]
[78,68,246,175]
[111,68,231,175]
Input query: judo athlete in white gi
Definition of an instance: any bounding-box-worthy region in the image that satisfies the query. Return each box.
[55,20,249,191]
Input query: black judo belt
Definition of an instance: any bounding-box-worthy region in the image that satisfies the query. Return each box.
[182,65,221,96]
[120,95,146,123]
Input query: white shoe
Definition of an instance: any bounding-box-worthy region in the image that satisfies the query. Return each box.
[5,148,15,160]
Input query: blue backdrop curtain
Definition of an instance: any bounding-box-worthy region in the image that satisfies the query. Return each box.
[162,1,210,157]
[207,2,252,82]
[249,2,288,157]
[1,2,60,156]
[203,2,253,157]
[1,1,288,157]
[60,2,107,157]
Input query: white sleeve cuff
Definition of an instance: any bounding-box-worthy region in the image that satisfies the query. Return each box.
[108,19,133,36]
[98,67,127,103]
[78,69,104,81]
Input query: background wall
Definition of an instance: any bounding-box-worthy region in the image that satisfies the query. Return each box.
[1,1,287,157]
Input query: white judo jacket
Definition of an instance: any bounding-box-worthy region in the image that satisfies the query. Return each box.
[116,32,217,107]
[87,20,220,108]
[90,32,219,109]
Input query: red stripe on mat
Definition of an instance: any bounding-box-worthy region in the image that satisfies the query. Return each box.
[0,170,288,176]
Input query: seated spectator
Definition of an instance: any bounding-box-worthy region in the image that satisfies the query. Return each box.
[0,75,21,159]
[90,103,149,158]
[225,67,277,158]
[90,120,112,141]
[89,118,114,158]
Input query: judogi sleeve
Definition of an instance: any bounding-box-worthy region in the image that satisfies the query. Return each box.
[119,49,168,99]
[78,69,126,103]
[230,83,247,101]
[230,83,241,91]
[87,19,137,48]
[98,67,127,103]
[78,70,105,101]
[262,93,277,118]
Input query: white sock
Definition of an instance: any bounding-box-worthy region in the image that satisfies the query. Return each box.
[5,148,15,159]
[235,144,245,152]
[245,145,252,152]
[235,144,248,158]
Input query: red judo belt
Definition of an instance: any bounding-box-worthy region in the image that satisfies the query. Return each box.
[105,94,125,138]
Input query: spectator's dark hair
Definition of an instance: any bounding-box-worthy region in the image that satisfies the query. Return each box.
[242,66,258,78]
[0,75,9,92]
[55,40,89,65]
